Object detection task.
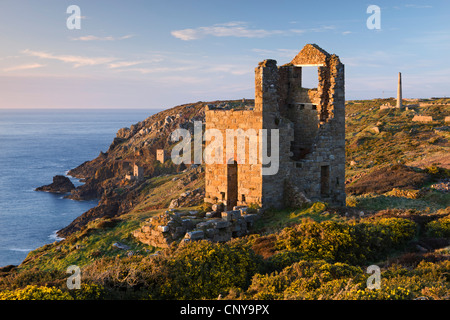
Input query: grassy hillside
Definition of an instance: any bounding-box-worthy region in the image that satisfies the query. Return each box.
[0,98,449,300]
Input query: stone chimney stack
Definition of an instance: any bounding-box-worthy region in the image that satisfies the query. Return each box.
[396,72,402,109]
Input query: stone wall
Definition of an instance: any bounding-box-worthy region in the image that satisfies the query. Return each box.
[156,149,167,163]
[257,44,346,208]
[204,109,263,209]
[412,115,434,122]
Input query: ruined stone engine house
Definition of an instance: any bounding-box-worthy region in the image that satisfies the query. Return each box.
[204,44,346,209]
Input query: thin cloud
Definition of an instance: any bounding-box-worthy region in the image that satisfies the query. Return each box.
[172,21,338,41]
[252,48,300,58]
[204,64,252,75]
[404,4,432,9]
[171,21,283,41]
[108,60,145,69]
[114,65,198,74]
[290,26,335,34]
[71,34,135,41]
[22,49,116,67]
[3,63,45,72]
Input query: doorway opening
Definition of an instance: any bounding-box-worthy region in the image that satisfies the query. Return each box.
[320,165,330,196]
[227,160,238,208]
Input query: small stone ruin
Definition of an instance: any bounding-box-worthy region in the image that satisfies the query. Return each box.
[132,206,260,248]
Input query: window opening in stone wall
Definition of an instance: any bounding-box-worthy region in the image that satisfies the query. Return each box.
[301,66,319,89]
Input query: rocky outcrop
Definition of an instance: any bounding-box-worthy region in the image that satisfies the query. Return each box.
[57,201,119,238]
[431,179,450,192]
[35,175,75,193]
[168,186,205,209]
[57,179,146,238]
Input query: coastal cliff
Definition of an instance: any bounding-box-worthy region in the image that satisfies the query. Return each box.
[56,100,241,237]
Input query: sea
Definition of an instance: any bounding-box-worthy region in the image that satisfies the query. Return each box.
[0,108,158,267]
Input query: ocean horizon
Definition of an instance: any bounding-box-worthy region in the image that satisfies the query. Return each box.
[0,108,158,267]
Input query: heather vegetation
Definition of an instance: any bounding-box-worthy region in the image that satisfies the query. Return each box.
[0,99,448,300]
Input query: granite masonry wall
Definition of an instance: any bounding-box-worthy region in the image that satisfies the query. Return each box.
[412,115,434,123]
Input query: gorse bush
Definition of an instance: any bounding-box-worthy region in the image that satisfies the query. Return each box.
[0,285,72,300]
[426,215,450,238]
[158,240,263,299]
[425,165,450,180]
[0,283,104,300]
[80,239,263,300]
[276,220,360,264]
[275,217,417,265]
[243,260,449,300]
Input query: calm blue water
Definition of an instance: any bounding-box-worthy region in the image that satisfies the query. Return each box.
[0,108,157,267]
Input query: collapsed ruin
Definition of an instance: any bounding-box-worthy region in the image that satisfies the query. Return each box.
[204,44,346,209]
[133,206,260,248]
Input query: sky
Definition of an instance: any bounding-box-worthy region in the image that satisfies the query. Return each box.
[0,0,449,109]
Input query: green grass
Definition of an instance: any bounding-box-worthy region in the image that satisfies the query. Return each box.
[345,100,449,180]
[20,215,159,272]
[346,191,449,212]
[254,202,343,232]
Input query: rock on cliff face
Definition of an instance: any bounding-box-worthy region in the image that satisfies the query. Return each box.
[35,175,75,193]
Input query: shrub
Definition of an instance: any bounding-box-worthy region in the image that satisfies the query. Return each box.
[244,260,450,300]
[275,217,417,265]
[426,215,450,238]
[353,217,417,262]
[278,220,361,264]
[246,260,364,300]
[0,285,72,300]
[268,251,303,272]
[159,240,263,299]
[367,217,417,246]
[0,283,106,300]
[388,188,421,199]
[425,165,450,180]
[346,196,359,207]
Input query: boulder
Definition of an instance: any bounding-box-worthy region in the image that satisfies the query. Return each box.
[112,242,131,250]
[212,203,225,213]
[169,199,179,208]
[186,230,204,240]
[116,127,132,139]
